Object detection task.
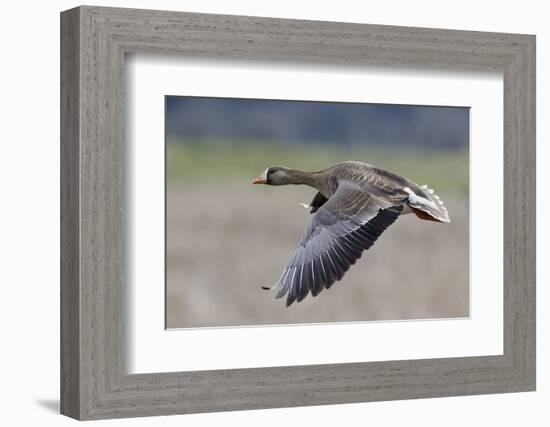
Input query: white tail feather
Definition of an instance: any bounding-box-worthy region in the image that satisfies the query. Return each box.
[405,186,450,223]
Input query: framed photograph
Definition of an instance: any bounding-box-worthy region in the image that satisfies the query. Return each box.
[60,6,535,420]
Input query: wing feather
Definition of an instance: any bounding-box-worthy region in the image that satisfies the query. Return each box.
[268,180,403,306]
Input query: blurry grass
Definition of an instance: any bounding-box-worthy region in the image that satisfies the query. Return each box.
[167,138,469,195]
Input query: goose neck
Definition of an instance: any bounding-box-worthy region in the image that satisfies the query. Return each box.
[285,169,321,187]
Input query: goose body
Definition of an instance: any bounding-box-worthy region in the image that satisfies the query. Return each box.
[252,161,450,306]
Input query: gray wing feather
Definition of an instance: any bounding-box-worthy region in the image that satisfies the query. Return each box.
[271,180,403,306]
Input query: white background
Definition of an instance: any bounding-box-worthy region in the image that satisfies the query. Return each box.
[129,57,503,373]
[0,0,546,426]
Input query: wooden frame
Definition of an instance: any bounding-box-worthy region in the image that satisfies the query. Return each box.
[60,5,536,420]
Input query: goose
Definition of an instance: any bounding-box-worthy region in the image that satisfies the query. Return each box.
[252,161,450,307]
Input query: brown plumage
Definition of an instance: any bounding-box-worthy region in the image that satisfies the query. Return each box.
[252,161,450,306]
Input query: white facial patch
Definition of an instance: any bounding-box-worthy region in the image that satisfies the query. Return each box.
[260,168,269,181]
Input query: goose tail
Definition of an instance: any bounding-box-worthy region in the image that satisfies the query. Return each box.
[405,185,450,223]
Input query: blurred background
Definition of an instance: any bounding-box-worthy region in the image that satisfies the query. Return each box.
[165,96,469,329]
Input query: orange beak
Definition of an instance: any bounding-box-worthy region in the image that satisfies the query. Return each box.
[252,176,267,184]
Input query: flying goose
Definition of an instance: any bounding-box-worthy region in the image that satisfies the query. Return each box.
[252,161,450,306]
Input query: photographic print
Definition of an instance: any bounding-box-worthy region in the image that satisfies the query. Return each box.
[60,8,535,418]
[165,96,469,329]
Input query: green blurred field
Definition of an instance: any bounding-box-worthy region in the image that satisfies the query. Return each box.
[167,138,469,195]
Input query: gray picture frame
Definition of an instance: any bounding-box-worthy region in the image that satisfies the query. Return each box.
[60,5,536,420]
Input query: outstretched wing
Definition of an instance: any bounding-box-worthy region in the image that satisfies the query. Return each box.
[269,180,404,306]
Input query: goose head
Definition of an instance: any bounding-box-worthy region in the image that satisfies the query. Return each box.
[252,166,293,185]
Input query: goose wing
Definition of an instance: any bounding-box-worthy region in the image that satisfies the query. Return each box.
[269,180,404,306]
